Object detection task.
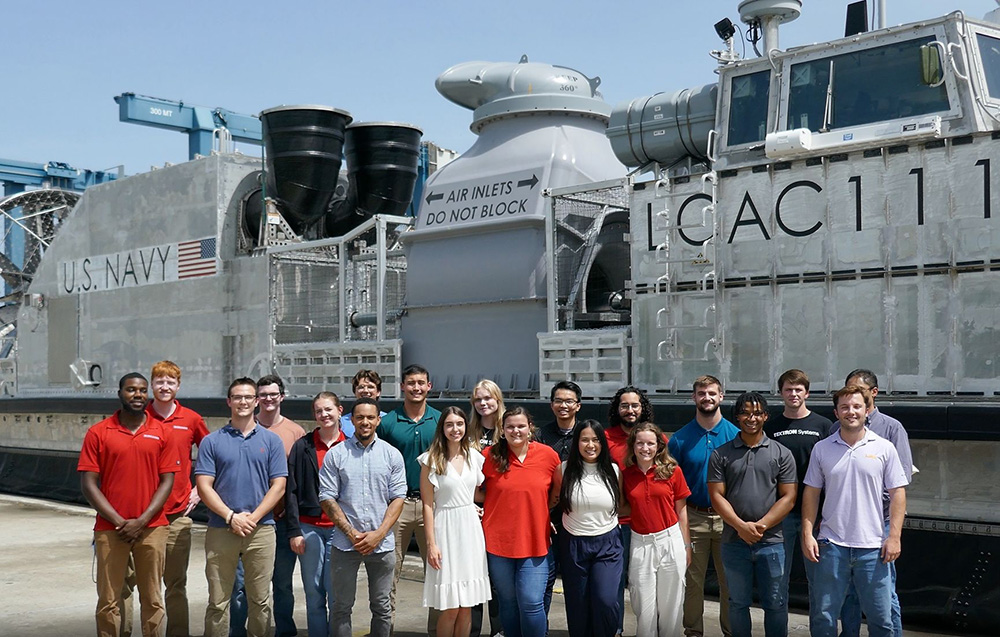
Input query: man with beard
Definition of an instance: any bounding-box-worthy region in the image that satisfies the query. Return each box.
[320,397,406,637]
[604,386,655,637]
[668,375,739,637]
[79,373,179,637]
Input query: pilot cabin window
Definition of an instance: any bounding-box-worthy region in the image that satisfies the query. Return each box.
[976,33,1000,99]
[786,36,950,132]
[727,70,771,146]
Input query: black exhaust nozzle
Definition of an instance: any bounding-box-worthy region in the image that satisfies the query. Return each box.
[325,122,423,237]
[260,105,353,235]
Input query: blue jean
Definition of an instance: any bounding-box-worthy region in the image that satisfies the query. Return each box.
[487,553,549,637]
[839,522,902,637]
[298,523,334,637]
[721,541,787,637]
[810,541,893,637]
[229,523,297,637]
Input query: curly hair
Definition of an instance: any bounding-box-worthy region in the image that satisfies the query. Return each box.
[608,386,654,428]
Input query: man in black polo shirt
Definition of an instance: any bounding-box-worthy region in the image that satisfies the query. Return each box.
[709,391,797,637]
[536,380,583,622]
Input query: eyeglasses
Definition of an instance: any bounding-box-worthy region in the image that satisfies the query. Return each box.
[619,403,642,411]
[258,392,282,400]
[552,399,579,407]
[737,411,767,419]
[229,395,257,403]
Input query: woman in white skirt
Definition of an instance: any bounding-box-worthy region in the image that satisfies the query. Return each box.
[622,422,693,637]
[419,406,492,637]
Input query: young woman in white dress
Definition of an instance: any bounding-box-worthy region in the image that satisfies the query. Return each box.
[419,406,492,637]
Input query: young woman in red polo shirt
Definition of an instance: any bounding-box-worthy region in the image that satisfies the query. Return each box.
[480,406,562,637]
[622,421,692,637]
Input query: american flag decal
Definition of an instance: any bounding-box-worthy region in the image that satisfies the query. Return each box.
[177,237,218,279]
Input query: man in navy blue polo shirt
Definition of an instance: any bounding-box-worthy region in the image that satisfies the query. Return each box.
[195,377,288,637]
[668,374,739,637]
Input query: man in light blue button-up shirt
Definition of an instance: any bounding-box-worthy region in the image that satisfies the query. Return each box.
[319,397,406,637]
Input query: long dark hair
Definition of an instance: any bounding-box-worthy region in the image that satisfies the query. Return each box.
[560,420,619,515]
[488,406,533,474]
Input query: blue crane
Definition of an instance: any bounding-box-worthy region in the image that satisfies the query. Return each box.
[114,92,263,160]
[0,158,119,197]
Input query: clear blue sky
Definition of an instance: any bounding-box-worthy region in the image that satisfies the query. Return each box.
[3,1,996,176]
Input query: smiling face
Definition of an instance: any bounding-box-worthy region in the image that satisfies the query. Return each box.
[151,374,179,404]
[473,388,499,418]
[617,392,643,426]
[835,392,868,433]
[227,383,258,419]
[257,382,283,415]
[352,403,380,444]
[119,377,149,414]
[502,413,531,449]
[313,397,342,429]
[633,430,659,465]
[693,383,723,416]
[736,401,768,437]
[578,426,601,463]
[550,389,581,424]
[354,378,381,400]
[442,412,467,444]
[401,372,431,406]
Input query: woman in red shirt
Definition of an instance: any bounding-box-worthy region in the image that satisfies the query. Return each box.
[622,422,692,637]
[481,407,561,637]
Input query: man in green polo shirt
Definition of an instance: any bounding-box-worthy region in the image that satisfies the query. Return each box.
[375,364,442,634]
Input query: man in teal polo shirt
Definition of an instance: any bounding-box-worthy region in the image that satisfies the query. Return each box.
[375,364,442,633]
[668,374,740,637]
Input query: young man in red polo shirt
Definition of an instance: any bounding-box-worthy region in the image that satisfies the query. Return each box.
[148,360,209,637]
[79,373,179,637]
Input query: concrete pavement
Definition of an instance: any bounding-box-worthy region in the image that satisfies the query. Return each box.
[0,496,954,636]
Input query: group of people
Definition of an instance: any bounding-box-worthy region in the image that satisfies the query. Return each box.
[78,361,912,637]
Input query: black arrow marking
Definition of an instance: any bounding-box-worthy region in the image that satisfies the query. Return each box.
[425,191,444,204]
[517,174,539,189]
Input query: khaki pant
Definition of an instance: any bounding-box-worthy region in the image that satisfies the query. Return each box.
[163,514,194,637]
[203,524,275,637]
[120,515,193,637]
[391,496,438,634]
[684,508,731,637]
[95,526,168,637]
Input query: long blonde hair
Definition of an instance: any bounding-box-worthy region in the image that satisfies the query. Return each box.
[624,422,678,480]
[469,379,505,449]
[425,406,472,475]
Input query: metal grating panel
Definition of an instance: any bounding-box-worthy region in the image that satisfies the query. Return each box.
[271,247,341,345]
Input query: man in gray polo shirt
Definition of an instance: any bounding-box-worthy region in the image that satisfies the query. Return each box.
[708,392,797,637]
[802,385,908,637]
